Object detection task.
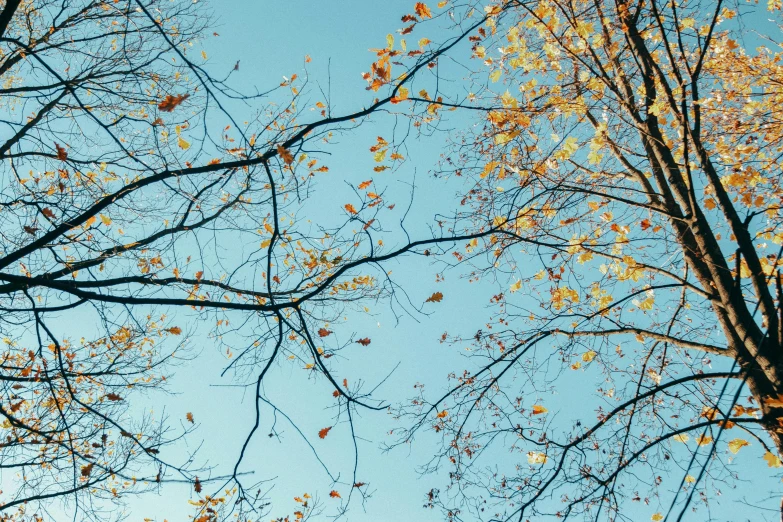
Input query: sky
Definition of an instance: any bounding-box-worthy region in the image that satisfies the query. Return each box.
[32,1,783,521]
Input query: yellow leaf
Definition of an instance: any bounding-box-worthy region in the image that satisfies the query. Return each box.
[673,433,689,443]
[418,37,431,49]
[373,149,387,162]
[527,451,547,464]
[84,216,97,228]
[386,34,394,49]
[695,434,713,446]
[582,350,597,362]
[489,69,502,83]
[177,136,190,150]
[201,50,208,60]
[727,439,749,454]
[651,514,663,522]
[510,280,522,293]
[438,0,448,6]
[531,405,548,415]
[264,222,274,234]
[764,451,783,467]
[684,475,696,483]
[100,214,112,226]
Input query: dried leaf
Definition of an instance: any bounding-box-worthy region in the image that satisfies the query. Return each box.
[276,144,294,165]
[158,93,190,112]
[415,2,433,18]
[186,412,194,423]
[355,338,371,346]
[55,142,68,161]
[194,476,202,493]
[329,490,341,498]
[318,426,332,439]
[318,328,332,337]
[425,291,443,303]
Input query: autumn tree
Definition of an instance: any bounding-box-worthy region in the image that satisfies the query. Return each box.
[0,0,492,519]
[352,0,783,520]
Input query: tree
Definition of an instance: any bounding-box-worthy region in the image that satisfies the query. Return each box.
[369,0,783,520]
[0,0,486,519]
[4,0,783,521]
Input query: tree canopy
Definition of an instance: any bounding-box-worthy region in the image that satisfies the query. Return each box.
[1,0,783,521]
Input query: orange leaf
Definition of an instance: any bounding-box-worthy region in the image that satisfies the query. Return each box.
[329,490,341,498]
[318,328,332,337]
[276,144,294,165]
[195,271,204,280]
[166,326,182,335]
[414,2,433,18]
[318,427,332,439]
[55,142,68,161]
[425,291,443,303]
[436,410,448,418]
[186,412,194,423]
[332,389,340,397]
[532,404,548,415]
[345,203,358,214]
[356,338,371,346]
[358,180,373,189]
[158,93,190,112]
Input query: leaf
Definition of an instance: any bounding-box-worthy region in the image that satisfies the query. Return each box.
[55,142,68,161]
[100,214,112,226]
[194,476,202,493]
[425,291,443,303]
[651,514,663,522]
[672,433,689,443]
[763,394,783,408]
[527,451,547,464]
[414,2,433,18]
[582,350,597,362]
[531,405,548,415]
[81,463,93,477]
[276,144,294,165]
[764,451,783,467]
[332,390,340,397]
[177,136,190,150]
[195,271,204,280]
[42,208,56,219]
[356,338,371,346]
[186,412,194,424]
[105,393,122,401]
[353,482,366,488]
[510,279,522,292]
[318,427,332,439]
[318,328,332,337]
[727,438,749,454]
[684,474,696,483]
[436,410,448,418]
[695,434,713,446]
[358,180,373,189]
[23,226,38,235]
[345,203,358,214]
[158,93,189,112]
[166,326,182,335]
[329,490,341,498]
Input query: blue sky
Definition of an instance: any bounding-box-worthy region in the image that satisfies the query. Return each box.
[88,2,783,521]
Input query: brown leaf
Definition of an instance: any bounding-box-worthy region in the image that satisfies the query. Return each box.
[356,338,371,346]
[158,93,190,112]
[81,463,93,477]
[166,326,182,335]
[186,412,195,423]
[425,291,443,303]
[332,389,340,397]
[194,476,202,493]
[276,144,295,165]
[23,226,38,235]
[329,490,341,498]
[414,2,433,18]
[353,482,366,488]
[318,426,332,439]
[318,328,332,337]
[105,393,122,401]
[42,208,56,219]
[54,142,68,161]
